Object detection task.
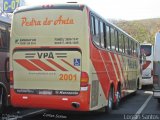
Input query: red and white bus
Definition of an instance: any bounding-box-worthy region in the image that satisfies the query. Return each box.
[0,13,11,113]
[10,4,140,112]
[139,43,153,89]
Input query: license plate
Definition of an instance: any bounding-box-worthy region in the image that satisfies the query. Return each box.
[39,90,52,95]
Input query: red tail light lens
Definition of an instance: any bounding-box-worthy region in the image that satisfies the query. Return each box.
[10,71,13,85]
[80,72,89,87]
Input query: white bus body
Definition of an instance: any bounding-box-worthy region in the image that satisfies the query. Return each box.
[153,32,160,103]
[140,43,153,89]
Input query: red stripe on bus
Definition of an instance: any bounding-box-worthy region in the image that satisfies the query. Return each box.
[101,51,115,82]
[47,59,68,71]
[117,55,127,91]
[91,49,110,98]
[30,59,55,71]
[116,55,125,81]
[15,59,41,71]
[142,61,151,70]
[110,53,121,81]
[61,59,80,72]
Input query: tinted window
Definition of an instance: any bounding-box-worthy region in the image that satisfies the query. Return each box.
[106,25,110,49]
[91,16,100,46]
[115,30,119,51]
[128,39,132,55]
[125,36,128,54]
[119,34,124,53]
[140,45,152,56]
[91,16,95,35]
[0,30,8,50]
[110,28,115,50]
[100,21,104,48]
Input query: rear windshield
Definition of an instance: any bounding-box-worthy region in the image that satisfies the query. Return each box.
[140,45,151,56]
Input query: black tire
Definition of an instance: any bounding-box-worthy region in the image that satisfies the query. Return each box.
[158,98,160,104]
[113,86,121,109]
[4,58,10,82]
[105,87,114,113]
[0,87,5,113]
[137,79,140,90]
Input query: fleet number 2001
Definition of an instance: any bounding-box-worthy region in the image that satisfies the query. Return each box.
[59,74,77,81]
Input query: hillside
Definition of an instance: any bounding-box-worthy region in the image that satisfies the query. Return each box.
[112,18,160,44]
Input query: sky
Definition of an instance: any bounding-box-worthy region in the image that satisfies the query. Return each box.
[24,0,160,21]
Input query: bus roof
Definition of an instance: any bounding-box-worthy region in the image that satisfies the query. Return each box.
[14,3,85,14]
[140,43,152,46]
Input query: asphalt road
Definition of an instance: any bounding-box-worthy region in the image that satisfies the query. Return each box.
[1,86,160,120]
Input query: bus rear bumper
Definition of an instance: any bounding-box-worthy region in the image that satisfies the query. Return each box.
[10,88,90,111]
[140,77,153,85]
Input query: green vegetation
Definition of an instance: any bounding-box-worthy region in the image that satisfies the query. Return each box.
[112,18,160,44]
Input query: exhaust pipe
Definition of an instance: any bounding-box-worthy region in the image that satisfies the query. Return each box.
[71,102,80,108]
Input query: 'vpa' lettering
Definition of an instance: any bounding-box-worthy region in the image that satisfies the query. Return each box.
[37,52,54,59]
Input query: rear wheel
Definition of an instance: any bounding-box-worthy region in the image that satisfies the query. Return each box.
[137,79,142,90]
[106,86,114,113]
[113,86,121,109]
[0,87,5,113]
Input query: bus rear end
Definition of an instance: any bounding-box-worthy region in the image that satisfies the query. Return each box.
[140,43,153,88]
[10,4,90,111]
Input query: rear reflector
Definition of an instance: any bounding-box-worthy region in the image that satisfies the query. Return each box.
[10,71,13,85]
[80,72,89,87]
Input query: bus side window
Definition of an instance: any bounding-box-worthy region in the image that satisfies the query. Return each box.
[132,41,135,56]
[119,34,125,53]
[103,23,106,48]
[0,32,3,48]
[2,31,8,49]
[91,15,95,35]
[106,25,110,49]
[91,16,100,47]
[91,15,99,46]
[135,43,138,57]
[0,30,8,50]
[100,21,105,48]
[110,27,115,50]
[128,38,132,55]
[115,30,119,51]
[125,36,128,55]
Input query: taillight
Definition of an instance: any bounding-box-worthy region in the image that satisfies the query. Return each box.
[80,72,89,87]
[10,71,13,85]
[153,75,159,84]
